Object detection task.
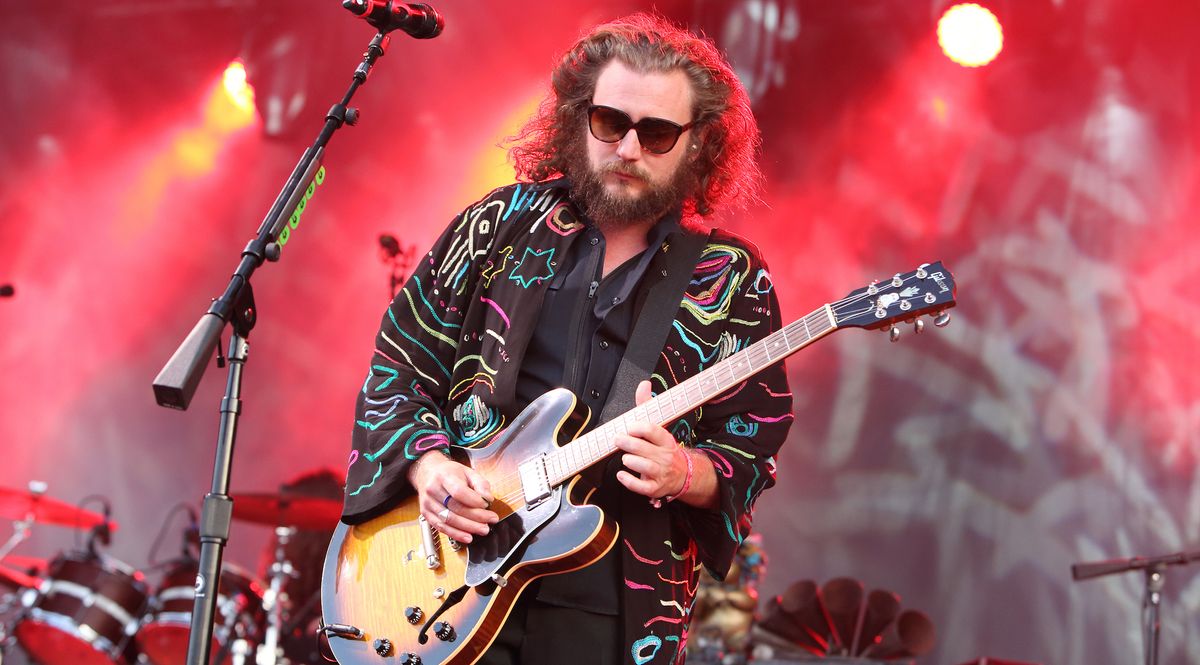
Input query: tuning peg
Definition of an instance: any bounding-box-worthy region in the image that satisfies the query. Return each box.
[934,311,951,328]
[913,319,924,334]
[889,326,901,342]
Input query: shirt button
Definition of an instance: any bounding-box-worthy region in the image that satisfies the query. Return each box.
[599,340,609,350]
[611,297,620,305]
[589,237,599,246]
[590,389,601,399]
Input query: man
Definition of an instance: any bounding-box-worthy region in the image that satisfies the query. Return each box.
[342,13,793,664]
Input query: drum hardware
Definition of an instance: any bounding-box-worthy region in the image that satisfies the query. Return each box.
[0,482,113,562]
[256,526,300,665]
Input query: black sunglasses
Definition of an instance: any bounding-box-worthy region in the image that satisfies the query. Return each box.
[587,104,695,155]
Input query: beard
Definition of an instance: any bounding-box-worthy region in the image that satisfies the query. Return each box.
[565,132,696,229]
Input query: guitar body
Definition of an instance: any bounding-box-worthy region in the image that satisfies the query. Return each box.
[322,389,619,665]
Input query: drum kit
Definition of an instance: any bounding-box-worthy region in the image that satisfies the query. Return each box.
[0,482,341,665]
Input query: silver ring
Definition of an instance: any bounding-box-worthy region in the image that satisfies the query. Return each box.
[437,507,451,521]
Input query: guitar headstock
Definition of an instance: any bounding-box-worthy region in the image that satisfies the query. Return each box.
[831,261,956,336]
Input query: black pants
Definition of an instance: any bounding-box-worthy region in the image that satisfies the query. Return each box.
[477,593,620,665]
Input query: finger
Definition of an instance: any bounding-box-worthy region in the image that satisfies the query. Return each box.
[463,468,495,506]
[433,512,479,543]
[635,380,654,406]
[625,422,675,447]
[443,474,492,514]
[620,453,658,477]
[615,469,657,497]
[613,434,657,457]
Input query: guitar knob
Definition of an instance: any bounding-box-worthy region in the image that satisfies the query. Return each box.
[405,606,424,625]
[913,319,925,334]
[401,653,423,665]
[889,326,900,342]
[373,638,393,656]
[434,620,456,641]
[935,311,951,328]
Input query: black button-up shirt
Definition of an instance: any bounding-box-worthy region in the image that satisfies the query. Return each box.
[514,210,681,614]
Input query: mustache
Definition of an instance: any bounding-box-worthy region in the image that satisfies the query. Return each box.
[602,162,650,182]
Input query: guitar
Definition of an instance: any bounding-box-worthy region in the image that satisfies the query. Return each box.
[321,262,957,665]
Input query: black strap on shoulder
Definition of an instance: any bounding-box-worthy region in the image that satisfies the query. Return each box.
[599,228,713,424]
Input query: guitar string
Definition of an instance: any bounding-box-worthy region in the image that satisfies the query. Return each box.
[457,270,944,509]
[480,271,939,508]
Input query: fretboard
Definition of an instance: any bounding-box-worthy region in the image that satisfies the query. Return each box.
[543,303,838,485]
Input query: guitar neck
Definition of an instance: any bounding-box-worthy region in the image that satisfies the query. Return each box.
[543,303,838,485]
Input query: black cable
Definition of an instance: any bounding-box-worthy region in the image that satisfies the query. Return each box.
[146,502,198,568]
[73,494,111,554]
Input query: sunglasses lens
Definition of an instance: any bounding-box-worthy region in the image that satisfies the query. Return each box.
[634,119,682,154]
[589,106,631,143]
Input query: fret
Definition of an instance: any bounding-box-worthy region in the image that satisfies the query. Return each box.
[801,315,812,341]
[651,398,665,426]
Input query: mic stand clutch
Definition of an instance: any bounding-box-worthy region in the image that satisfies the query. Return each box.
[1071,548,1200,665]
[150,19,437,665]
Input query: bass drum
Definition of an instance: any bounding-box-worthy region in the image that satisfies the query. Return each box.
[135,559,264,665]
[14,553,149,665]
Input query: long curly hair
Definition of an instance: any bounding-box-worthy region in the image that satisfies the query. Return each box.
[508,13,762,218]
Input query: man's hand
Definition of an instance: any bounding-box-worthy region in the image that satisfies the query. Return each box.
[613,380,717,509]
[407,451,498,543]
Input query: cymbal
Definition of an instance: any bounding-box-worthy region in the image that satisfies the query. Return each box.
[0,555,47,572]
[0,486,115,531]
[230,493,342,530]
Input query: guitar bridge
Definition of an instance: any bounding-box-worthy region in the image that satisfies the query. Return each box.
[517,454,552,508]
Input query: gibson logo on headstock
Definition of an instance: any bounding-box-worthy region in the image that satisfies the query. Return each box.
[931,272,950,293]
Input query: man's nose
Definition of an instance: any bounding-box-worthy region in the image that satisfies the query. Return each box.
[615,129,643,161]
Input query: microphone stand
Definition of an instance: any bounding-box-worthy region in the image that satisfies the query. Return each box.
[1071,549,1200,665]
[151,27,404,665]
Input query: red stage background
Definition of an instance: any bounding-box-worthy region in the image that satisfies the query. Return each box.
[1,1,1198,663]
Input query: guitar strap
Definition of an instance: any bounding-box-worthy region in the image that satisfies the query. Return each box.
[598,227,713,424]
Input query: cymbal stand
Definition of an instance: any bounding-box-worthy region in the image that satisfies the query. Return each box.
[257,526,298,665]
[0,481,47,562]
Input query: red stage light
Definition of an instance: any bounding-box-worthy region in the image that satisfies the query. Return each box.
[937,3,1004,68]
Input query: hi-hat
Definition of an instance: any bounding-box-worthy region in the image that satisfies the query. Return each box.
[0,486,114,531]
[230,493,342,530]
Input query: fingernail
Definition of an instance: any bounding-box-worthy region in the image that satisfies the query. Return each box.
[461,534,473,543]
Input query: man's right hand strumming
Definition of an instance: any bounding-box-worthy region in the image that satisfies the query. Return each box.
[407,451,498,544]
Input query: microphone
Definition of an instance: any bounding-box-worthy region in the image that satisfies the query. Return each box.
[87,502,113,557]
[0,284,13,298]
[379,233,401,258]
[342,1,444,38]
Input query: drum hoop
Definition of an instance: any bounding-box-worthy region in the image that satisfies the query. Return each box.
[22,607,122,655]
[157,587,200,603]
[140,610,193,627]
[40,579,141,629]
